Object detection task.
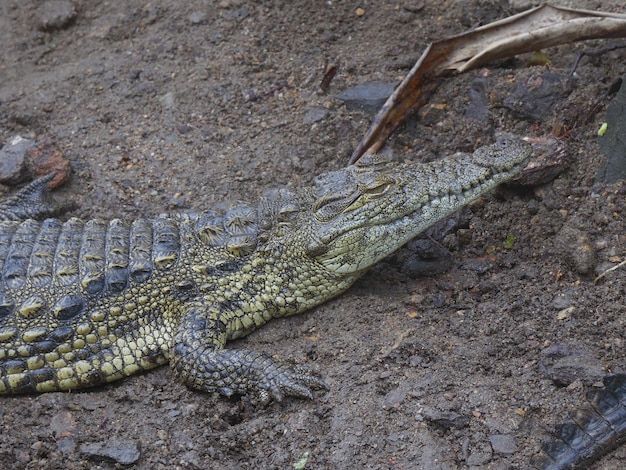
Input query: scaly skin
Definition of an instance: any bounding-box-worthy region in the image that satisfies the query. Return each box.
[531,374,626,470]
[0,137,530,399]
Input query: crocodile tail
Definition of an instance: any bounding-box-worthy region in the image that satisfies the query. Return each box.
[530,374,626,470]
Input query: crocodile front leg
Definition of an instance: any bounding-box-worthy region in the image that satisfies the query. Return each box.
[170,303,328,401]
[0,173,60,221]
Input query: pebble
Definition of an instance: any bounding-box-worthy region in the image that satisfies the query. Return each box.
[303,107,328,124]
[462,258,494,275]
[36,1,77,31]
[56,437,77,454]
[551,289,575,310]
[79,439,140,465]
[336,82,396,113]
[221,8,250,21]
[540,343,605,386]
[188,11,206,24]
[383,388,406,409]
[420,406,470,429]
[400,239,453,278]
[26,136,72,189]
[464,78,489,122]
[488,434,518,455]
[503,72,571,122]
[466,442,493,466]
[554,224,596,275]
[0,135,33,184]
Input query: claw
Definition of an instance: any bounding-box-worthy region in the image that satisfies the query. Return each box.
[261,363,328,401]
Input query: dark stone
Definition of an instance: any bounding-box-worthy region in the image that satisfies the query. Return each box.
[488,434,518,456]
[0,135,34,185]
[337,82,396,113]
[503,72,573,122]
[80,439,141,465]
[36,1,77,31]
[597,76,626,183]
[421,406,470,429]
[540,343,605,386]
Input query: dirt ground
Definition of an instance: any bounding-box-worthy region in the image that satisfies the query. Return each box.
[1,0,626,468]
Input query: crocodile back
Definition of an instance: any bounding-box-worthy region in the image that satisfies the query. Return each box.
[0,213,196,393]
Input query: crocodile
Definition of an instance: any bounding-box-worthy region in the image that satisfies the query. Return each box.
[0,137,530,400]
[531,374,626,470]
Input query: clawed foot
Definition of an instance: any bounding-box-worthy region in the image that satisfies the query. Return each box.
[172,345,328,402]
[217,355,329,402]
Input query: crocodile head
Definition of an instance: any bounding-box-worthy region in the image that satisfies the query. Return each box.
[302,137,531,274]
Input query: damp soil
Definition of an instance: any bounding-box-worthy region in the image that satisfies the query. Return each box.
[1,1,626,469]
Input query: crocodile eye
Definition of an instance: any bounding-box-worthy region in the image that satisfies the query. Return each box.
[363,182,391,196]
[314,193,360,222]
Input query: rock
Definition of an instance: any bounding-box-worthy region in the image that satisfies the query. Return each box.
[80,439,141,465]
[56,437,77,455]
[26,136,72,189]
[188,11,207,24]
[540,343,605,386]
[383,388,406,409]
[303,107,328,124]
[36,1,77,31]
[399,239,454,278]
[504,72,572,122]
[488,434,518,456]
[554,223,596,275]
[336,82,396,113]
[597,74,626,183]
[420,406,470,429]
[465,78,489,122]
[551,289,576,310]
[49,410,76,439]
[0,135,33,185]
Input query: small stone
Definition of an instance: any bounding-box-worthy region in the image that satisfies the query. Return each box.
[188,11,206,24]
[337,82,396,114]
[221,8,249,21]
[551,290,574,310]
[36,1,76,31]
[383,388,406,409]
[403,1,425,13]
[80,439,140,465]
[56,437,77,455]
[170,430,194,452]
[355,7,365,16]
[303,107,328,124]
[421,406,470,429]
[160,92,176,110]
[409,355,423,367]
[503,72,571,122]
[556,306,575,320]
[465,78,489,122]
[488,434,518,456]
[400,239,454,278]
[26,136,72,189]
[540,343,605,386]
[0,135,33,185]
[554,223,596,275]
[50,410,76,439]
